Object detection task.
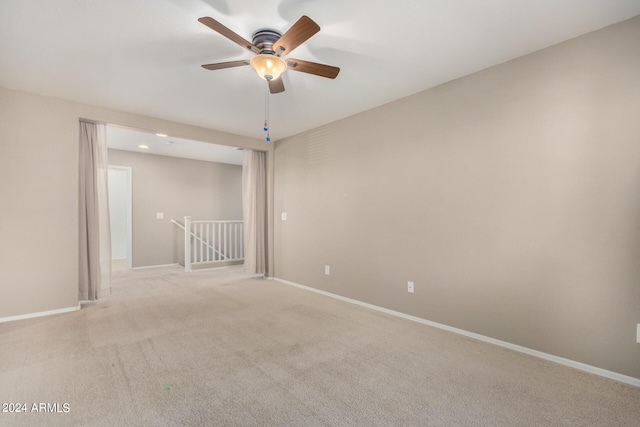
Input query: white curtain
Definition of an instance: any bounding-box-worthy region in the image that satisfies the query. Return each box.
[242,150,267,275]
[79,120,111,300]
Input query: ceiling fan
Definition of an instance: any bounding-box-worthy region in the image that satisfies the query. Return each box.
[199,15,340,94]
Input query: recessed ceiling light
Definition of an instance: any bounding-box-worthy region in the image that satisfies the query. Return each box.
[138,144,149,149]
[155,133,168,137]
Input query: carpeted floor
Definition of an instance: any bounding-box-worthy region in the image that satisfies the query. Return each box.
[1,265,639,426]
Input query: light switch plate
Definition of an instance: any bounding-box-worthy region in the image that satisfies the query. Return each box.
[281,212,287,220]
[156,212,164,220]
[324,265,330,275]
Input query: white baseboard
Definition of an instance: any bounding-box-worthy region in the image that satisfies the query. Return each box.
[131,263,179,270]
[188,264,246,273]
[273,277,640,388]
[0,305,80,324]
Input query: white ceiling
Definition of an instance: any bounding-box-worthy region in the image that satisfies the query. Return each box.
[107,125,244,165]
[2,0,639,143]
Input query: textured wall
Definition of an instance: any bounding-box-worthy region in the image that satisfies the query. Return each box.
[274,17,640,379]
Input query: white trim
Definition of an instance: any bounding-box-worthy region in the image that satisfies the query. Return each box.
[273,277,640,388]
[188,264,250,273]
[131,263,180,270]
[0,305,80,324]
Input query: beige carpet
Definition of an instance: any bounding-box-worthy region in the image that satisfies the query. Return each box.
[1,266,639,426]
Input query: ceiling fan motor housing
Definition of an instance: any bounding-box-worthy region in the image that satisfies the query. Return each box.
[252,29,283,55]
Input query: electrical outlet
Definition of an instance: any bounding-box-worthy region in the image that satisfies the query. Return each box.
[407,281,414,293]
[324,265,330,275]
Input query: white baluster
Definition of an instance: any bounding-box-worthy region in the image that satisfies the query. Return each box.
[240,223,244,259]
[206,223,210,262]
[224,223,227,260]
[184,216,191,272]
[232,223,236,260]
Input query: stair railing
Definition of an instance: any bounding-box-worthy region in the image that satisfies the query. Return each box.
[172,216,244,272]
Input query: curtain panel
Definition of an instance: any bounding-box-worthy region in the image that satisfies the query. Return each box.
[242,150,267,275]
[79,120,111,300]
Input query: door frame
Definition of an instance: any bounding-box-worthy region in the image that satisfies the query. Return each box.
[108,165,133,269]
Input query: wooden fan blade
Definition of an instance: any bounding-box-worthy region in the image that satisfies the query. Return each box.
[272,16,320,56]
[201,60,250,70]
[198,17,259,54]
[286,58,340,79]
[268,78,285,94]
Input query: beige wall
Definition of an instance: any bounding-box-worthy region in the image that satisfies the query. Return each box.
[107,149,242,267]
[0,87,268,319]
[274,16,640,379]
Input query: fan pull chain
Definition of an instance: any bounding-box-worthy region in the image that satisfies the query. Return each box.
[263,81,271,142]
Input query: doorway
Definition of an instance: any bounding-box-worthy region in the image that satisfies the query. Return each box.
[108,166,132,270]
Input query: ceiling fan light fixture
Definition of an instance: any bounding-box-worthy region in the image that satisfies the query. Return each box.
[250,54,287,81]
